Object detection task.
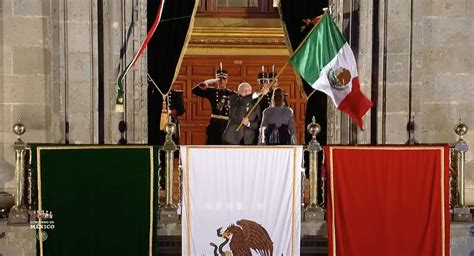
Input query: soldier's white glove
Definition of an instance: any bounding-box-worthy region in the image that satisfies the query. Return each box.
[204,78,219,86]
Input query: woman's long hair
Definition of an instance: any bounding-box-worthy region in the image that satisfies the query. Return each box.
[271,88,285,107]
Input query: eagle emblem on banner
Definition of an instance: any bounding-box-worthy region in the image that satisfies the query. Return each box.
[210,219,273,256]
[328,67,351,90]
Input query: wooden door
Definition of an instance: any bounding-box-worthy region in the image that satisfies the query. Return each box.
[172,55,307,145]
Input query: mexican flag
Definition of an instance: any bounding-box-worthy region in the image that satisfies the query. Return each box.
[181,146,303,256]
[290,13,372,129]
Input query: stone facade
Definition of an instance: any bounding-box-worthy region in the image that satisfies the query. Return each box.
[1,0,55,193]
[417,1,474,203]
[1,0,148,193]
[1,1,147,254]
[2,0,470,199]
[335,0,474,204]
[0,0,473,254]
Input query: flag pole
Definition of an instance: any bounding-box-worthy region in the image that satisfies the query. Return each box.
[236,10,329,131]
[236,62,290,132]
[290,11,328,59]
[289,11,328,100]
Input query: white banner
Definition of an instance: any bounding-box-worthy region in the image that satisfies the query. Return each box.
[181,146,303,256]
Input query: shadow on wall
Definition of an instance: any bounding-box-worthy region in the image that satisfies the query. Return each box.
[0,0,15,192]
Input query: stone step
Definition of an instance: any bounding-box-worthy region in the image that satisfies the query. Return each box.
[155,235,328,255]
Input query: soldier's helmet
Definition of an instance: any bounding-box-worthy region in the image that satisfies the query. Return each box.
[257,65,268,84]
[268,65,277,82]
[215,62,228,79]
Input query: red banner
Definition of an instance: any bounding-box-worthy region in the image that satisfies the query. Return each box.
[324,146,450,256]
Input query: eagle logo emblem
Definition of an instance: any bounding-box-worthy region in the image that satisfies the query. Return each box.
[327,67,351,90]
[210,219,273,256]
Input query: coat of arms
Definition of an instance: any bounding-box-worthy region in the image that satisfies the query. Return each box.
[210,219,273,256]
[327,67,351,90]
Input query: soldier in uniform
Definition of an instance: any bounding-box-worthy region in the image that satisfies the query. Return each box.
[222,82,264,145]
[257,66,287,112]
[257,68,271,111]
[192,63,236,145]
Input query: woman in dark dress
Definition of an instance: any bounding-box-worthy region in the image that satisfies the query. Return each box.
[259,88,296,145]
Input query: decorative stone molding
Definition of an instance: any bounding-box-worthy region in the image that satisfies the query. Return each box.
[189,27,287,48]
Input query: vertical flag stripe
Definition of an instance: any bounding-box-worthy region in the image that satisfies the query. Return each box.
[181,146,303,256]
[311,43,358,106]
[290,14,346,85]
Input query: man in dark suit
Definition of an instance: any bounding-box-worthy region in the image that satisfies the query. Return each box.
[222,83,264,145]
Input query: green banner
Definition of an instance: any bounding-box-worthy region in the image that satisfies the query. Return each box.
[30,145,159,256]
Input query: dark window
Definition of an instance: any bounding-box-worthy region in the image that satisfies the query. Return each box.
[198,0,278,18]
[217,0,258,7]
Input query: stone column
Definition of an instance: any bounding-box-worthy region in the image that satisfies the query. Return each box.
[302,118,326,237]
[158,122,180,236]
[58,0,99,144]
[103,0,148,144]
[304,119,324,215]
[452,121,471,222]
[8,119,28,224]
